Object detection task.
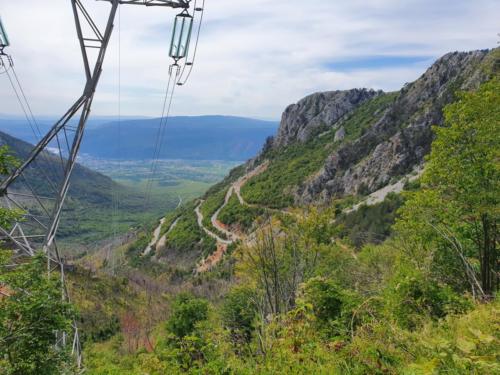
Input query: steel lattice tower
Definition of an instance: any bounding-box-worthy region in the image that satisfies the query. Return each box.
[0,0,192,368]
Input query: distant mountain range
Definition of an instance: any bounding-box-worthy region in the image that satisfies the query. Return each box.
[0,115,279,162]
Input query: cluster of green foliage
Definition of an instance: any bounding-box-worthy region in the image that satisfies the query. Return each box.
[221,286,257,346]
[0,254,75,375]
[0,147,76,374]
[125,231,153,267]
[161,201,217,259]
[0,146,23,229]
[337,192,404,248]
[0,147,76,373]
[218,194,264,232]
[83,225,500,374]
[241,93,397,208]
[396,77,499,297]
[166,293,209,339]
[199,188,229,239]
[82,78,499,374]
[341,91,398,141]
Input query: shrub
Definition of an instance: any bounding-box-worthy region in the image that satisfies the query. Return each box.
[302,277,359,337]
[221,286,257,345]
[386,270,472,330]
[166,293,209,338]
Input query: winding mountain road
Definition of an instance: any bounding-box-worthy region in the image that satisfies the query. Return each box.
[147,162,419,271]
[154,217,180,256]
[144,218,166,256]
[194,163,269,272]
[143,197,183,256]
[210,186,242,241]
[195,201,233,245]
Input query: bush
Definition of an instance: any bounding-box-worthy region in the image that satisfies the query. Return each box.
[221,287,257,345]
[218,194,263,232]
[386,270,472,330]
[338,192,404,248]
[0,253,75,374]
[302,277,359,337]
[166,293,209,338]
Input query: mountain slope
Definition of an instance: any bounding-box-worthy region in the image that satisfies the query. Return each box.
[139,48,498,271]
[298,50,496,203]
[0,131,177,246]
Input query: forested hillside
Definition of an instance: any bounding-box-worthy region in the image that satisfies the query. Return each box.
[140,49,497,269]
[71,49,499,374]
[0,131,178,246]
[1,48,498,374]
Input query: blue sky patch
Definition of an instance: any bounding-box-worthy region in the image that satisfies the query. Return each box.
[325,55,433,72]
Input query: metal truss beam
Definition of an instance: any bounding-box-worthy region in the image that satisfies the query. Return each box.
[97,0,189,8]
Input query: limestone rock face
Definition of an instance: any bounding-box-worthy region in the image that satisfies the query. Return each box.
[248,49,495,206]
[273,89,381,148]
[297,50,492,204]
[334,126,346,142]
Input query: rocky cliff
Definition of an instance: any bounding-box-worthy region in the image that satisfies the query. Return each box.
[274,88,381,148]
[270,49,497,204]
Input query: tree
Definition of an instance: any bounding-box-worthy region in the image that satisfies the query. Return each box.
[0,146,18,176]
[221,286,257,345]
[0,146,22,229]
[236,209,334,318]
[166,293,208,339]
[0,254,75,375]
[397,78,499,298]
[0,146,74,374]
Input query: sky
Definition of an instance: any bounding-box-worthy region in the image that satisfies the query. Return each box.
[0,0,498,120]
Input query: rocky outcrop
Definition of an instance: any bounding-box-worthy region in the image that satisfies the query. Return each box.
[334,126,345,142]
[294,49,495,203]
[273,89,381,148]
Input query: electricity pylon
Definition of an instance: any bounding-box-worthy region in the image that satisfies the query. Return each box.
[0,0,192,368]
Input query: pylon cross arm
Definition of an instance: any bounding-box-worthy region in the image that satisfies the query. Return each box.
[97,0,189,8]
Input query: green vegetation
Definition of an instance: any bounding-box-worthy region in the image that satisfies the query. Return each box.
[0,146,75,374]
[0,254,75,375]
[337,192,404,248]
[218,194,264,232]
[160,201,217,259]
[67,266,158,343]
[166,293,209,338]
[81,78,499,374]
[241,93,397,208]
[396,77,499,297]
[200,187,229,239]
[342,91,398,141]
[221,286,257,345]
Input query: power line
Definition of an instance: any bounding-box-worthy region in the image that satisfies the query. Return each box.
[143,65,179,208]
[110,5,122,275]
[1,56,60,194]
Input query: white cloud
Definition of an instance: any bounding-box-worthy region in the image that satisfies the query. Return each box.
[0,0,498,119]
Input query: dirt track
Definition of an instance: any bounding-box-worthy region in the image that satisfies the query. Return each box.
[194,163,269,272]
